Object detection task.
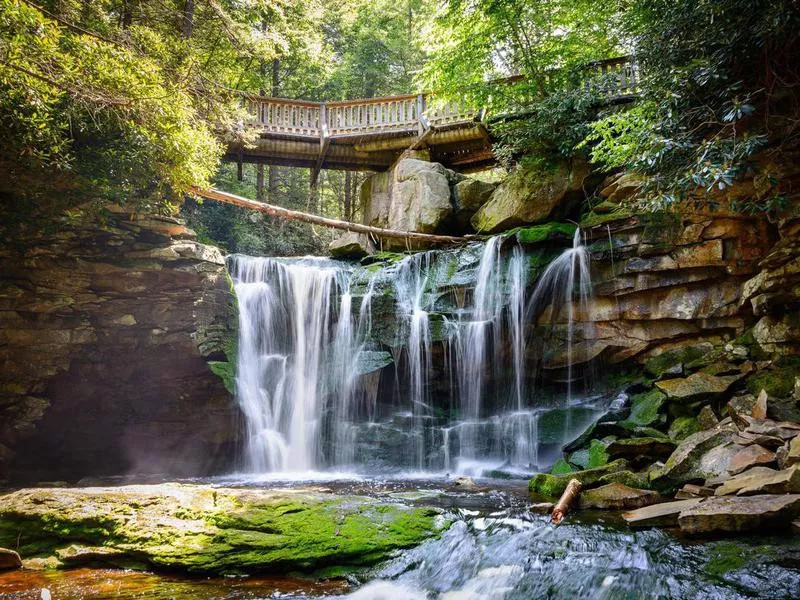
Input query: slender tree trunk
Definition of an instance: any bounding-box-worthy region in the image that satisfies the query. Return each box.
[344,171,352,222]
[268,58,281,200]
[256,164,265,200]
[182,0,195,39]
[120,0,132,28]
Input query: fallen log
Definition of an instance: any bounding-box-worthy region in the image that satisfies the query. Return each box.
[187,186,474,246]
[551,478,582,525]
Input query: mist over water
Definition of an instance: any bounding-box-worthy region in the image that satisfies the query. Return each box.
[227,234,601,477]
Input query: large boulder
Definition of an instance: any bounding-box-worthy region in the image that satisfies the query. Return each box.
[0,484,444,575]
[359,159,456,248]
[453,178,496,230]
[471,159,589,233]
[329,232,372,259]
[0,548,21,571]
[578,483,661,510]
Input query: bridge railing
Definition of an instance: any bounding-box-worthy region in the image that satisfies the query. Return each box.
[242,56,638,139]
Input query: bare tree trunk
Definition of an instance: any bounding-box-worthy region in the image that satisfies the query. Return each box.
[189,186,471,245]
[551,479,582,525]
[120,0,132,28]
[256,163,265,200]
[182,0,194,39]
[268,58,281,200]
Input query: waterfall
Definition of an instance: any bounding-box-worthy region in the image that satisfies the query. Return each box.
[228,255,348,472]
[527,228,593,402]
[227,232,598,476]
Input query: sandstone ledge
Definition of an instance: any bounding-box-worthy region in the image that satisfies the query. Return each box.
[0,484,446,575]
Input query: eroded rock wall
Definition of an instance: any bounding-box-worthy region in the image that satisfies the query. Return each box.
[0,209,239,482]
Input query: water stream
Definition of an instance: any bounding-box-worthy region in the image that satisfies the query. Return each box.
[228,234,601,476]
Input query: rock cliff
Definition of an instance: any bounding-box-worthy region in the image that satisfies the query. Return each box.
[0,208,239,482]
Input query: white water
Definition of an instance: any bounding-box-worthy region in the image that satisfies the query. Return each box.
[228,234,595,475]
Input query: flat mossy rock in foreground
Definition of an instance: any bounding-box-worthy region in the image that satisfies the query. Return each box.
[0,484,445,575]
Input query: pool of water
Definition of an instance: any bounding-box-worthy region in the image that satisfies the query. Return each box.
[2,478,799,599]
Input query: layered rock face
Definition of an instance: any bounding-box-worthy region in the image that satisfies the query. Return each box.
[570,211,776,366]
[0,209,238,482]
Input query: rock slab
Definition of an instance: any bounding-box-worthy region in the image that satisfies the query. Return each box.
[0,484,444,575]
[678,494,800,534]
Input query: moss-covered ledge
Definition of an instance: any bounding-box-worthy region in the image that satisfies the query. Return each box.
[0,484,447,575]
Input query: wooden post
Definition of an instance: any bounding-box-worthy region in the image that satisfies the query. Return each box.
[551,479,582,525]
[236,154,243,182]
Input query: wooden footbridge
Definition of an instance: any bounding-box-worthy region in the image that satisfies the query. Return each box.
[227,57,639,181]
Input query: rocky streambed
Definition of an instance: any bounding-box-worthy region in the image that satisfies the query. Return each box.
[1,479,800,599]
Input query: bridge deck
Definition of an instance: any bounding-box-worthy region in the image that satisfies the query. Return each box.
[226,57,638,175]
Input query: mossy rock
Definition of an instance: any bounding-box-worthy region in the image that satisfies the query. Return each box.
[645,345,713,378]
[597,470,651,490]
[623,389,667,427]
[668,416,702,441]
[514,222,577,245]
[568,439,609,470]
[746,365,800,398]
[528,459,628,501]
[550,458,575,475]
[0,484,446,576]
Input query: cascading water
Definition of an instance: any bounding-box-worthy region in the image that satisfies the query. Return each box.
[228,233,601,476]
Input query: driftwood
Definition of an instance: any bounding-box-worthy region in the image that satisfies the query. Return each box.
[551,479,582,525]
[187,186,474,245]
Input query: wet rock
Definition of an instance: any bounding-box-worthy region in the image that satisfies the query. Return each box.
[656,372,744,403]
[787,435,800,467]
[578,483,661,510]
[0,548,22,571]
[528,459,628,501]
[651,422,738,489]
[606,437,677,461]
[698,406,720,430]
[623,389,667,428]
[698,443,741,480]
[329,232,371,259]
[744,419,800,440]
[644,344,714,378]
[623,499,703,528]
[727,444,776,475]
[675,484,715,499]
[727,393,760,428]
[0,484,444,575]
[668,416,701,441]
[678,494,800,534]
[715,465,800,496]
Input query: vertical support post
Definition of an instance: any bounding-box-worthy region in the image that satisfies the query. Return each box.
[236,152,243,182]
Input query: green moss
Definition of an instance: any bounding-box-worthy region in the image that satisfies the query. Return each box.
[550,458,575,475]
[746,365,800,398]
[624,389,667,427]
[515,222,577,245]
[668,416,701,441]
[568,439,609,470]
[598,470,651,489]
[0,485,446,576]
[645,346,710,377]
[529,459,628,501]
[208,361,236,394]
[579,206,635,228]
[703,541,774,579]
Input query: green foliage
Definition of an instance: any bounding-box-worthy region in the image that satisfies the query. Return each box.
[585,0,800,212]
[0,0,307,237]
[422,0,624,167]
